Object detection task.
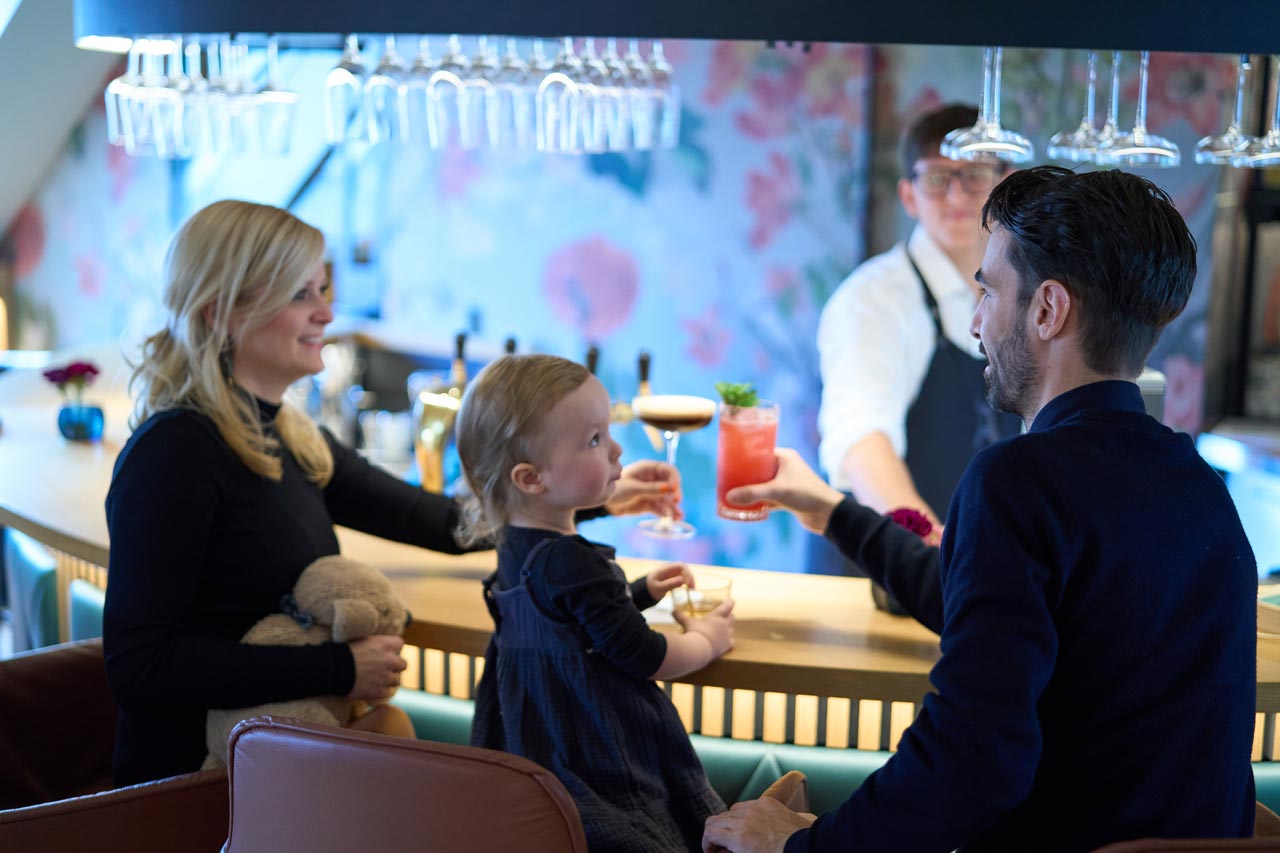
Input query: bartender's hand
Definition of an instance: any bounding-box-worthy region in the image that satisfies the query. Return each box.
[703,798,816,852]
[724,449,843,536]
[605,460,684,519]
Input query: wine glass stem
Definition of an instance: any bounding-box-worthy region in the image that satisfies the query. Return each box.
[989,46,1004,130]
[1134,50,1150,134]
[979,47,994,126]
[1106,51,1121,132]
[1084,50,1097,127]
[1271,55,1280,136]
[661,430,680,525]
[1230,54,1250,133]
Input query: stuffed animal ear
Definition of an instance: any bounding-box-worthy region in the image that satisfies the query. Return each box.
[331,599,379,642]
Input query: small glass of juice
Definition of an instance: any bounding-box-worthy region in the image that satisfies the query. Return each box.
[716,400,779,521]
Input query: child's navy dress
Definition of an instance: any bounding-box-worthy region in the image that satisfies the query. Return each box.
[472,526,725,853]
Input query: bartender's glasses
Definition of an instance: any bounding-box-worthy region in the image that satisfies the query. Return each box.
[912,163,1007,198]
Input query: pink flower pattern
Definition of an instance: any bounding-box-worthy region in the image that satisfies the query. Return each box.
[745,153,800,249]
[542,236,638,340]
[682,305,732,367]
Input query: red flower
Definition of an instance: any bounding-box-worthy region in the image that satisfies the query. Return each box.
[888,508,933,539]
[43,360,100,401]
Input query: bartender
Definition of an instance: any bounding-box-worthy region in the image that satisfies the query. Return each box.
[812,104,1021,593]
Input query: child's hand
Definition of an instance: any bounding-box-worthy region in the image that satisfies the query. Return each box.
[675,598,735,659]
[645,562,692,601]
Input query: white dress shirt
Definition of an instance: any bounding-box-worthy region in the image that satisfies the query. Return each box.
[817,225,983,489]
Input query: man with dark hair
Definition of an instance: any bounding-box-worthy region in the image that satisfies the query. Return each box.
[816,104,1018,550]
[705,166,1257,852]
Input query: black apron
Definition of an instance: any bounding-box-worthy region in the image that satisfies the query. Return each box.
[807,247,1021,583]
[902,250,1022,516]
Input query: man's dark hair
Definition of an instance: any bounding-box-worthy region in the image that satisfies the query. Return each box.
[900,104,979,177]
[981,166,1196,378]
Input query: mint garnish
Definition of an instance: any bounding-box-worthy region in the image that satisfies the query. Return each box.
[715,381,759,408]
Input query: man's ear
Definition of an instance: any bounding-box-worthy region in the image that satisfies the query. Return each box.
[898,177,919,219]
[1032,280,1072,342]
[510,462,545,496]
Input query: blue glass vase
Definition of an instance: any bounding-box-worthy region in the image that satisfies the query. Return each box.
[57,403,104,442]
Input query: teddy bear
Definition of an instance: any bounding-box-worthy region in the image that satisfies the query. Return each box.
[202,554,410,769]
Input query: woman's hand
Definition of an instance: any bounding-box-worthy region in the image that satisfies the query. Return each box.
[604,460,684,519]
[723,449,844,536]
[645,562,693,601]
[347,635,408,702]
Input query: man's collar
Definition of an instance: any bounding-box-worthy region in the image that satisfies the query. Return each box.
[1028,380,1146,433]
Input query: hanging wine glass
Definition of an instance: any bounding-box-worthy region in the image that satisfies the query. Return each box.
[1196,55,1253,164]
[649,39,681,149]
[401,36,436,144]
[105,39,145,147]
[1095,51,1180,167]
[942,47,1034,163]
[600,38,632,151]
[365,35,409,144]
[177,36,213,157]
[460,35,500,148]
[253,35,299,156]
[427,34,468,148]
[624,39,657,150]
[579,39,611,153]
[537,37,584,153]
[1048,50,1104,162]
[323,34,367,144]
[1234,55,1280,168]
[492,37,533,148]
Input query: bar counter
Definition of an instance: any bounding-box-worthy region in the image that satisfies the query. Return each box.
[2,350,1279,752]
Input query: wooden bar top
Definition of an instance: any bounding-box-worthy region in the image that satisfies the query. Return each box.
[2,347,1278,711]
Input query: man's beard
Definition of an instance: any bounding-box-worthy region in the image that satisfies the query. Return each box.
[983,322,1037,419]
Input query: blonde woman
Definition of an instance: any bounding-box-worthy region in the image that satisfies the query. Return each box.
[104,201,682,786]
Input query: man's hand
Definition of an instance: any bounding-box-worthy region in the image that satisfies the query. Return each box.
[605,460,684,519]
[724,449,843,535]
[703,798,817,853]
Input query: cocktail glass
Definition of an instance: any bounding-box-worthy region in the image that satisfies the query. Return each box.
[672,571,732,618]
[716,401,779,521]
[631,394,716,539]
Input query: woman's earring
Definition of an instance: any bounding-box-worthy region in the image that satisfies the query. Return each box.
[220,339,235,385]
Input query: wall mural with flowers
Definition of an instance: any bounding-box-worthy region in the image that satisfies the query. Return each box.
[0,40,1239,573]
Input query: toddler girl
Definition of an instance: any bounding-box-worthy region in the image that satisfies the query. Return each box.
[457,354,734,853]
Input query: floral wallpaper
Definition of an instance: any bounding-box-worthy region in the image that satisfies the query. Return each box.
[0,40,1245,573]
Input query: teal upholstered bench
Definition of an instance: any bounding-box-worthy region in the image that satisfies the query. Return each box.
[391,689,1280,815]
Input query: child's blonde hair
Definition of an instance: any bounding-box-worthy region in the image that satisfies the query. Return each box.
[456,354,591,546]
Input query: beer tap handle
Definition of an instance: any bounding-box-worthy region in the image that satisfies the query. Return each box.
[637,350,652,396]
[585,344,600,375]
[503,336,517,355]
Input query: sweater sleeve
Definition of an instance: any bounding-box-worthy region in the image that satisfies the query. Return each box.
[824,496,943,633]
[786,446,1057,853]
[537,539,667,679]
[103,415,355,712]
[322,429,471,554]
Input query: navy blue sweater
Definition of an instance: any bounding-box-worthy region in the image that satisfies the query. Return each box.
[788,381,1257,852]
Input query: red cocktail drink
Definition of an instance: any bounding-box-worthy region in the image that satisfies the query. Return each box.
[716,401,778,521]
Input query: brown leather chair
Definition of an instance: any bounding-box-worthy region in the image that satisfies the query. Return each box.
[0,639,229,852]
[222,715,588,853]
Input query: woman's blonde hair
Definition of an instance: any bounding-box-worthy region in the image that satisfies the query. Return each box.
[131,200,333,484]
[455,354,591,546]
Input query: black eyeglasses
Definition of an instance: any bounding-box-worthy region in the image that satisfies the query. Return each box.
[912,164,1007,197]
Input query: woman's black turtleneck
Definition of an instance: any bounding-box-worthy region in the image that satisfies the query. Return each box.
[104,398,468,784]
